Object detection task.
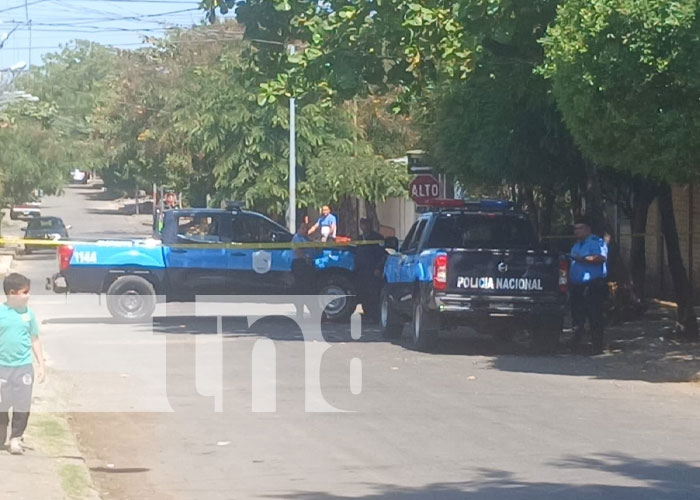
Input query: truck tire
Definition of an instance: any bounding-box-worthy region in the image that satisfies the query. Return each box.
[492,326,515,343]
[106,275,156,323]
[380,288,403,339]
[316,274,357,322]
[410,299,439,352]
[532,317,562,354]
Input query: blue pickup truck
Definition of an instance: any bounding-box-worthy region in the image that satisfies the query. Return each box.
[379,201,568,352]
[49,205,365,322]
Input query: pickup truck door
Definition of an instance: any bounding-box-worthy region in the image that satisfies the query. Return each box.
[229,214,294,294]
[396,218,429,313]
[163,213,233,296]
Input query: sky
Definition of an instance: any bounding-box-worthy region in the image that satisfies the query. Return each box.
[0,0,206,71]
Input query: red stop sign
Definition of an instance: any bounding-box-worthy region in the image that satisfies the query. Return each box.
[409,175,440,205]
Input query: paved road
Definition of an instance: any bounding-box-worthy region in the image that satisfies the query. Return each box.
[13,186,700,500]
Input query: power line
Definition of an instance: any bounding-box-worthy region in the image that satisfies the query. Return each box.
[60,1,198,3]
[5,35,245,50]
[0,0,49,14]
[0,23,22,49]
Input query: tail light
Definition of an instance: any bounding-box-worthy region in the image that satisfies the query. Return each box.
[558,257,569,293]
[58,245,74,271]
[433,253,448,291]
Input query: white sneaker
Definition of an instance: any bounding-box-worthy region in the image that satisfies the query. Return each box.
[9,437,23,455]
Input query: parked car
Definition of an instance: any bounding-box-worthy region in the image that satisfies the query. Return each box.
[71,169,89,184]
[23,216,70,253]
[10,201,41,220]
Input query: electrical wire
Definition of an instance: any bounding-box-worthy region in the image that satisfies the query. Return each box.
[0,0,50,15]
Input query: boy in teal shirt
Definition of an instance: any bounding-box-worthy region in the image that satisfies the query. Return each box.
[0,273,45,455]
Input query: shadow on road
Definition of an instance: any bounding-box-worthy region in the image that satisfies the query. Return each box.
[14,252,55,261]
[90,466,150,474]
[43,313,385,343]
[267,453,700,500]
[40,306,700,383]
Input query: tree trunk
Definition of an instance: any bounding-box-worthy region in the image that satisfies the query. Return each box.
[524,187,540,236]
[539,187,555,237]
[629,177,659,299]
[337,196,358,239]
[583,161,606,235]
[657,182,699,340]
[364,200,380,231]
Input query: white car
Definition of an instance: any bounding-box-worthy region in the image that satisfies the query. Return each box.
[71,169,89,184]
[10,201,41,220]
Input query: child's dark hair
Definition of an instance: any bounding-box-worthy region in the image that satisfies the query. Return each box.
[3,273,30,295]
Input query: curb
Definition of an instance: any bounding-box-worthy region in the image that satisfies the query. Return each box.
[31,372,102,500]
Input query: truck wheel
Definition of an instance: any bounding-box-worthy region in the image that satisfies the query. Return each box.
[316,274,357,322]
[532,317,562,354]
[380,288,403,339]
[106,275,156,323]
[410,299,439,352]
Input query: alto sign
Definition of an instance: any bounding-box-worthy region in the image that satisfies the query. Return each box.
[409,175,440,205]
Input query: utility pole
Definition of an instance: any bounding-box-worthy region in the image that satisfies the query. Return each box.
[288,43,296,233]
[24,0,31,68]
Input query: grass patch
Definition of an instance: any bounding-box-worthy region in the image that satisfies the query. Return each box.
[28,413,98,498]
[59,464,91,500]
[32,417,65,440]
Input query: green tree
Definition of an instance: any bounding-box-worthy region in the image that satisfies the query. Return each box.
[96,23,408,221]
[0,114,70,204]
[17,41,118,173]
[542,0,700,338]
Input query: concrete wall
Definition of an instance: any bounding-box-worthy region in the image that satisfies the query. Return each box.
[644,184,700,299]
[375,197,417,241]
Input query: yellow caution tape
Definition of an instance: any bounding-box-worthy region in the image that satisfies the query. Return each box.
[0,237,386,251]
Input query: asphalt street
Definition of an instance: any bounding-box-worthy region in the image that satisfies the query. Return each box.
[11,185,700,500]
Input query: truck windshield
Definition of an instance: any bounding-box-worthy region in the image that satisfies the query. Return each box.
[28,218,62,230]
[426,213,537,249]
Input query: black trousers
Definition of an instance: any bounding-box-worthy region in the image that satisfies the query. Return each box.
[570,279,607,351]
[0,364,34,442]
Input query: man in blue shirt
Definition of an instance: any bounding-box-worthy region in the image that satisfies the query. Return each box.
[308,205,337,242]
[569,217,608,355]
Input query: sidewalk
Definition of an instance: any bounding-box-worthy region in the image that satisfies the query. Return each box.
[1,210,100,499]
[1,409,100,500]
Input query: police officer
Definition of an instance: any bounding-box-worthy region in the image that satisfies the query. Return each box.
[569,216,608,355]
[357,218,385,322]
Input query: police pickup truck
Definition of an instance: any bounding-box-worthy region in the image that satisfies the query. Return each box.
[379,200,568,352]
[49,205,365,322]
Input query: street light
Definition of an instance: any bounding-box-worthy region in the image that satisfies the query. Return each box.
[288,44,296,233]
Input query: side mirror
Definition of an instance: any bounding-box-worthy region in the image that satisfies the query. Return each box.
[384,236,399,252]
[66,225,72,230]
[21,226,27,231]
[271,231,292,243]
